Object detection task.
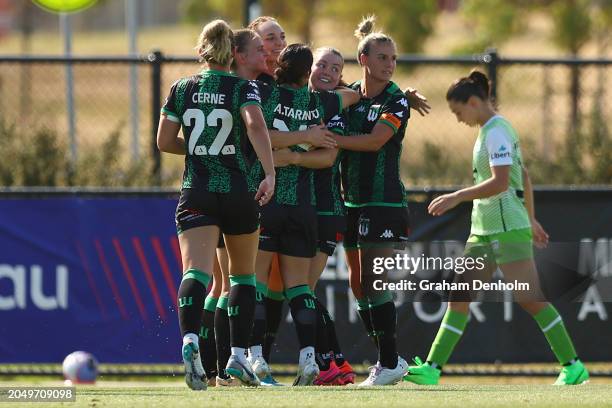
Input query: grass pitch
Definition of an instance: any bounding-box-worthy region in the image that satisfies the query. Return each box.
[2,378,611,408]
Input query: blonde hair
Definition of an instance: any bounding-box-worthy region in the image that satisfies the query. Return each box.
[195,19,234,66]
[354,15,395,65]
[247,16,279,33]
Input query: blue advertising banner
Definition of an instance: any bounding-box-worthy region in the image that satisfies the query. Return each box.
[0,196,183,363]
[0,189,610,364]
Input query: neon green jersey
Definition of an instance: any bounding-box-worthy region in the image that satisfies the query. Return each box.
[471,115,531,235]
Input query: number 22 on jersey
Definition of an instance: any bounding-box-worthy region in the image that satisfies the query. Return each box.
[183,108,235,156]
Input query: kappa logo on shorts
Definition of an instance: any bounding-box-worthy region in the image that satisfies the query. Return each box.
[380,229,394,239]
[358,218,370,237]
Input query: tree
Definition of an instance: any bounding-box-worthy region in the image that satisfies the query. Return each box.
[323,0,439,54]
[456,0,527,53]
[181,0,319,42]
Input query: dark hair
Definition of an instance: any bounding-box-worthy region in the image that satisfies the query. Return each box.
[231,29,258,70]
[446,70,491,102]
[275,44,313,85]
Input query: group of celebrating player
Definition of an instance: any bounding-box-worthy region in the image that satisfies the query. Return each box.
[157,14,589,390]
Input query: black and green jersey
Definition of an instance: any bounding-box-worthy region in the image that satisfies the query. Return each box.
[314,111,348,216]
[161,69,262,192]
[341,81,410,207]
[252,84,342,206]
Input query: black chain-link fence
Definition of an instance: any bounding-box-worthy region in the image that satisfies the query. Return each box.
[0,51,609,187]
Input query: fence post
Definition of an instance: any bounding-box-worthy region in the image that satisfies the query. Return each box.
[485,48,499,103]
[150,50,162,185]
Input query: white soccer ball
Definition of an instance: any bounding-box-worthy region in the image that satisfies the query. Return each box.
[62,351,98,384]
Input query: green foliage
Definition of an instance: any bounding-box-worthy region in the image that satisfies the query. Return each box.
[180,0,319,41]
[455,0,526,53]
[0,120,152,187]
[550,0,593,54]
[0,119,69,187]
[324,0,438,53]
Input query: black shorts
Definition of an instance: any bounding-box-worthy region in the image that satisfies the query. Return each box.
[175,188,259,235]
[344,206,410,249]
[317,215,346,256]
[259,201,317,258]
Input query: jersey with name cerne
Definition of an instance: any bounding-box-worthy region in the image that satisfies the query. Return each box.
[161,70,262,193]
[251,84,342,206]
[314,111,348,216]
[341,81,410,207]
[471,114,531,235]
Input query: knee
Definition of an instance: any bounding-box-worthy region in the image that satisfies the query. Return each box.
[447,301,470,314]
[518,301,548,316]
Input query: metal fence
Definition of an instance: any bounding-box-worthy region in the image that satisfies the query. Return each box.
[0,50,609,187]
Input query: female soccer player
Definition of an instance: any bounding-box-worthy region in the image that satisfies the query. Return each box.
[403,70,589,386]
[248,16,286,84]
[269,47,359,386]
[230,29,337,386]
[157,19,275,390]
[331,16,411,386]
[250,43,359,385]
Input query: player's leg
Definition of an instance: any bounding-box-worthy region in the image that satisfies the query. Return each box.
[405,237,495,385]
[220,190,261,386]
[213,242,237,386]
[248,250,275,381]
[280,203,320,386]
[357,207,410,386]
[199,246,222,386]
[345,207,376,346]
[499,240,588,386]
[309,215,352,385]
[280,254,320,386]
[175,189,220,391]
[249,201,283,380]
[260,254,285,385]
[176,226,217,391]
[263,254,284,363]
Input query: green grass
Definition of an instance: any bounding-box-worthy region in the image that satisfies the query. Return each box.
[2,382,610,408]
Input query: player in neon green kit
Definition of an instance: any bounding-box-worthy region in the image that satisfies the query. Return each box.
[403,70,589,386]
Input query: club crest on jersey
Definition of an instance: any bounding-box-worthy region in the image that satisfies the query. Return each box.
[399,98,408,107]
[367,105,381,122]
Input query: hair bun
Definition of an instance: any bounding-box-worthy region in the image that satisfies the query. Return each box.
[354,15,376,40]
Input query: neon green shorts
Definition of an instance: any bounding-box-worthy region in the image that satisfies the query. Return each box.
[464,228,533,265]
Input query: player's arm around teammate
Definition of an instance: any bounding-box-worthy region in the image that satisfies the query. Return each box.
[404,70,588,387]
[157,19,274,390]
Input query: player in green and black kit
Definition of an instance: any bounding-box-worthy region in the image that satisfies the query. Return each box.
[403,70,589,386]
[250,44,359,386]
[331,16,410,386]
[157,20,275,390]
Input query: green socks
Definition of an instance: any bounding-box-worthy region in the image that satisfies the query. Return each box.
[426,309,469,367]
[534,304,577,365]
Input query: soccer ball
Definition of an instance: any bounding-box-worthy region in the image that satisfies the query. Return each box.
[62,351,98,384]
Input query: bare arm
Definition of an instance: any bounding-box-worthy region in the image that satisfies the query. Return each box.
[156,116,185,154]
[273,147,338,169]
[522,166,549,247]
[522,166,535,220]
[428,166,510,216]
[333,122,394,152]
